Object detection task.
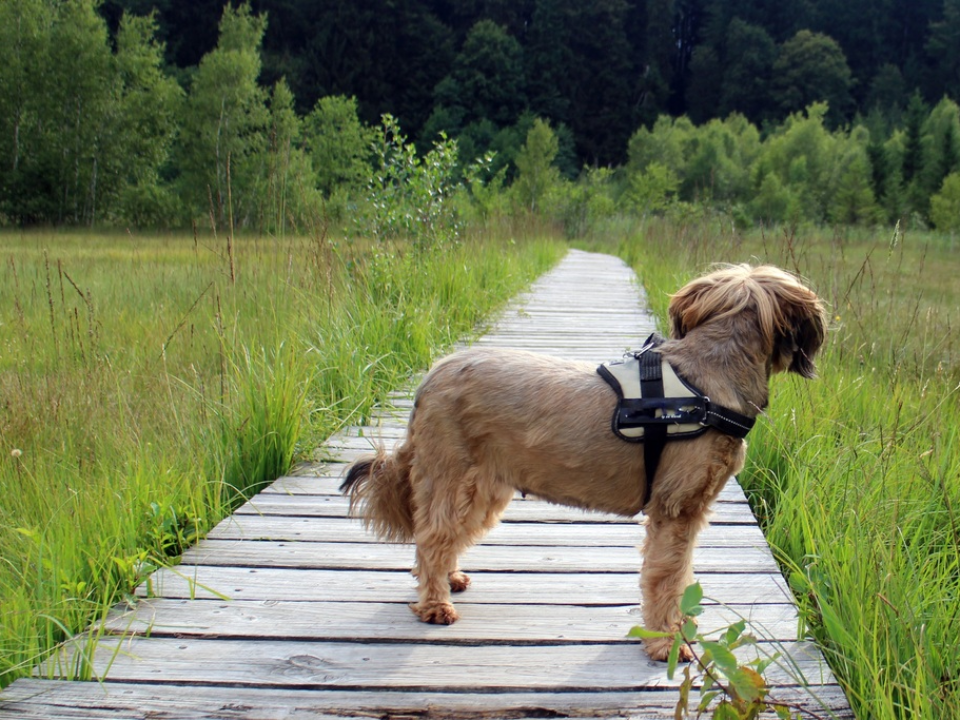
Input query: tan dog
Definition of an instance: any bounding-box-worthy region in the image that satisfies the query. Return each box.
[341,264,826,660]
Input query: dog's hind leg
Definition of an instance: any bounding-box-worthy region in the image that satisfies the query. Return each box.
[409,466,513,624]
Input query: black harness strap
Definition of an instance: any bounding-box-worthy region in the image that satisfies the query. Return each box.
[598,333,757,511]
[638,346,667,507]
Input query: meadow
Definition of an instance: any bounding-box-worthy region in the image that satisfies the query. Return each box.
[0,226,565,687]
[3,216,959,720]
[612,219,960,719]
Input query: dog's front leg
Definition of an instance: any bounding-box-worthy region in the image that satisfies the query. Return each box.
[639,510,705,661]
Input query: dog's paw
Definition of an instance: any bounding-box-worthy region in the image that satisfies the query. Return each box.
[410,601,459,625]
[643,636,694,663]
[448,571,471,593]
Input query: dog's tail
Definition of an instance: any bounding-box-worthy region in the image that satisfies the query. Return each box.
[340,446,415,543]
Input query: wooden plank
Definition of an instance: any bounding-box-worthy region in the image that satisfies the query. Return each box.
[0,679,857,719]
[179,539,778,574]
[205,516,774,552]
[234,492,760,524]
[261,473,753,504]
[137,567,793,605]
[101,599,803,642]
[49,637,835,691]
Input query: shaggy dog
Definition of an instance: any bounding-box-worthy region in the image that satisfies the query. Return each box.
[341,264,826,661]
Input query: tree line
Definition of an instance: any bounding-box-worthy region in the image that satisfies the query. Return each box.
[2,0,960,231]
[95,0,960,165]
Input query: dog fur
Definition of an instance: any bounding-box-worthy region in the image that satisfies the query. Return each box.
[341,264,827,661]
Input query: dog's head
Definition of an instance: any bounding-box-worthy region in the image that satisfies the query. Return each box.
[668,264,827,378]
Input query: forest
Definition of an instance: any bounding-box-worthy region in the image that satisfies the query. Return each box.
[2,0,960,230]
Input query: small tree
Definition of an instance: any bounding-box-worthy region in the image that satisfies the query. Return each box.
[112,12,184,227]
[360,115,461,254]
[177,2,269,228]
[930,172,960,231]
[623,162,679,216]
[513,118,560,213]
[302,95,373,198]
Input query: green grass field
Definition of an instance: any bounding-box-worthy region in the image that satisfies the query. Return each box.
[614,218,960,720]
[4,217,959,719]
[0,227,565,687]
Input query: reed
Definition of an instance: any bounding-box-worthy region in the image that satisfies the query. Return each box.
[615,217,960,720]
[0,227,564,687]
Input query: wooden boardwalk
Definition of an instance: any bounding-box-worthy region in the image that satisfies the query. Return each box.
[0,250,851,719]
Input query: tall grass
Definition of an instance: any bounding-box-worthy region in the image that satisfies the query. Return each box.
[0,226,565,687]
[615,217,960,719]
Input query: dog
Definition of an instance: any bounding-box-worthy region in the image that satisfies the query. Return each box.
[341,264,826,661]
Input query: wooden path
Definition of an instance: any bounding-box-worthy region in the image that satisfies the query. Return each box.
[0,250,851,719]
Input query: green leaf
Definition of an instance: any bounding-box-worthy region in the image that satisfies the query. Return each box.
[667,636,683,679]
[680,582,704,616]
[726,666,766,703]
[682,618,699,642]
[711,700,740,720]
[627,626,675,640]
[755,653,781,675]
[724,619,747,645]
[698,690,720,712]
[701,672,716,694]
[700,641,738,676]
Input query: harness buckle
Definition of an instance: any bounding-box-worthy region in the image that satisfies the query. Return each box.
[618,397,707,427]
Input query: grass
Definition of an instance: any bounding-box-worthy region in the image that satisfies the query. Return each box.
[0,225,565,687]
[612,217,960,720]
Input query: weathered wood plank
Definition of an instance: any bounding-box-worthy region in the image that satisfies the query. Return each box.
[260,473,753,504]
[235,492,760,524]
[101,598,803,642]
[179,539,778,573]
[0,679,856,719]
[51,637,834,691]
[137,567,793,605]
[205,516,774,553]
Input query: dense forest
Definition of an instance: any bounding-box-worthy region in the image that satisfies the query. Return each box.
[3,0,960,230]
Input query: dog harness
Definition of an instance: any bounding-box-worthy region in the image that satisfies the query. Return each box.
[596,334,756,507]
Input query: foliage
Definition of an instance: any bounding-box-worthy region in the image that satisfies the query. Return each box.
[630,583,804,719]
[359,114,462,254]
[623,162,680,215]
[513,118,561,213]
[558,166,617,238]
[771,30,854,127]
[176,3,269,229]
[433,19,526,128]
[302,95,373,198]
[929,171,960,230]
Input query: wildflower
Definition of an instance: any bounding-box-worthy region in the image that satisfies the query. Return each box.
[11,448,21,459]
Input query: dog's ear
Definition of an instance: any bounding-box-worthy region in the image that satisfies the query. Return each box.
[668,276,715,339]
[781,305,828,378]
[761,269,828,378]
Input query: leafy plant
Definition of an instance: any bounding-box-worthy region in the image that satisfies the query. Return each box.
[630,582,822,719]
[360,114,462,254]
